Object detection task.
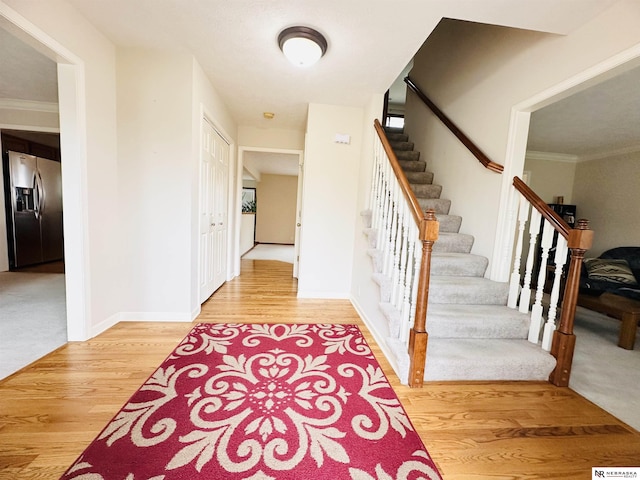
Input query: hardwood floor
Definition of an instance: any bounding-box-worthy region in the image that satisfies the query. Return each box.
[1,259,638,478]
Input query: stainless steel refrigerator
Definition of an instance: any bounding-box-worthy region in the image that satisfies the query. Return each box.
[5,151,64,268]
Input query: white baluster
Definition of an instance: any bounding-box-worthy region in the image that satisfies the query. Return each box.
[396,202,410,308]
[384,181,399,277]
[519,209,541,313]
[508,194,530,308]
[400,218,418,345]
[529,220,554,343]
[542,236,568,351]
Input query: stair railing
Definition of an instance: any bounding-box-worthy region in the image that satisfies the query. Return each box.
[371,119,439,388]
[506,177,593,386]
[404,76,504,174]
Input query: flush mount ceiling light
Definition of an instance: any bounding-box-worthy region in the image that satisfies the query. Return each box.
[278,26,327,67]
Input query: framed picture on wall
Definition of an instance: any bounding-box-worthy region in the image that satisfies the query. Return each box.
[242,187,256,213]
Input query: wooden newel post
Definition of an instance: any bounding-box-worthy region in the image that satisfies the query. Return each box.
[408,209,439,388]
[549,219,593,386]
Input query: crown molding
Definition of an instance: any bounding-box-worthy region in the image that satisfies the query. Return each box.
[0,98,58,113]
[525,150,579,163]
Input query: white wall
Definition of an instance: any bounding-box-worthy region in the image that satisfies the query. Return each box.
[405,2,640,277]
[3,0,120,338]
[238,126,304,151]
[240,214,255,255]
[117,51,237,322]
[297,103,363,298]
[117,49,194,319]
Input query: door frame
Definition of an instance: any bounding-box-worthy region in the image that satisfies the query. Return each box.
[1,4,90,341]
[492,43,640,282]
[235,146,304,277]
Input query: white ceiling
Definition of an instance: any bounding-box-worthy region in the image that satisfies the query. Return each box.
[527,64,640,159]
[1,0,634,172]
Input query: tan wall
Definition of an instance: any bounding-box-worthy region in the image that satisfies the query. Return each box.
[573,152,640,256]
[524,156,577,204]
[255,174,297,244]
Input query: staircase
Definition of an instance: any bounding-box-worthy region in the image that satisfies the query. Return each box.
[367,126,557,381]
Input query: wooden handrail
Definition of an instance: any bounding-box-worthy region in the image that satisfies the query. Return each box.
[513,176,593,387]
[374,119,426,227]
[513,177,570,239]
[373,119,439,388]
[549,219,593,386]
[404,76,504,174]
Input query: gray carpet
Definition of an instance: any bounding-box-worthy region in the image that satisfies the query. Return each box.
[571,305,640,431]
[0,271,67,379]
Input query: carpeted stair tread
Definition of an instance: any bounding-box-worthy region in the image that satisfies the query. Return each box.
[372,273,391,302]
[435,214,462,233]
[410,183,442,199]
[406,171,433,185]
[433,232,474,254]
[360,209,372,228]
[429,276,509,305]
[431,252,488,276]
[399,160,426,172]
[386,133,408,142]
[427,304,530,338]
[418,198,451,214]
[384,126,404,135]
[390,141,414,151]
[367,249,383,274]
[424,339,557,381]
[396,150,421,161]
[363,128,554,383]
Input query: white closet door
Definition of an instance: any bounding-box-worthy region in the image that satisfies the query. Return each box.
[199,119,229,303]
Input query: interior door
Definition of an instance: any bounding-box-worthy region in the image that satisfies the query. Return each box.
[212,130,229,292]
[199,119,229,303]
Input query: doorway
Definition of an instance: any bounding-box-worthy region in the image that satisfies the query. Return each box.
[237,147,303,279]
[1,6,90,352]
[0,28,67,378]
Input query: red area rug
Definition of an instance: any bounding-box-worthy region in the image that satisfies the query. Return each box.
[61,323,442,479]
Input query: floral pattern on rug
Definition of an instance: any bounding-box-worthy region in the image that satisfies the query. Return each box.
[61,323,442,480]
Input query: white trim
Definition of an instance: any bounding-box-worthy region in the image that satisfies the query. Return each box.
[88,312,120,339]
[495,42,640,282]
[525,150,579,163]
[296,291,350,299]
[1,3,91,342]
[118,312,194,322]
[0,98,58,113]
[349,295,402,381]
[236,145,304,278]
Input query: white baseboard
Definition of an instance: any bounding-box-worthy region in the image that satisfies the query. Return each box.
[118,312,194,322]
[88,312,120,339]
[296,291,350,299]
[86,310,197,341]
[349,295,402,381]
